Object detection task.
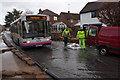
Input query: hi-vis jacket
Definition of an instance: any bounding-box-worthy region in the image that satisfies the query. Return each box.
[62,29,70,37]
[86,30,89,37]
[89,29,92,36]
[76,31,85,39]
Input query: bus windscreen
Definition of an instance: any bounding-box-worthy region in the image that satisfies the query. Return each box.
[23,21,50,38]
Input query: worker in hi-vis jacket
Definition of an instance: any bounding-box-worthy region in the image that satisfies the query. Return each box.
[76,28,86,49]
[62,27,71,46]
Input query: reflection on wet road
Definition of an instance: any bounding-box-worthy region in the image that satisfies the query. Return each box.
[19,42,120,79]
[4,31,120,79]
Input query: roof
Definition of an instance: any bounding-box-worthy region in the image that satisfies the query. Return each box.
[80,2,102,14]
[42,9,58,16]
[60,12,79,20]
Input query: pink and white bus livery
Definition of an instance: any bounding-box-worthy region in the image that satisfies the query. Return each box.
[10,14,52,48]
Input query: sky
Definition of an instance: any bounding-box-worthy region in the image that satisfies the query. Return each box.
[0,0,119,25]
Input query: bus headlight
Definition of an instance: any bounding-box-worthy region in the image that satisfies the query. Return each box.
[27,41,30,43]
[46,39,50,41]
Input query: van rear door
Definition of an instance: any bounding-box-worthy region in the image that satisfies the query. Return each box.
[86,26,98,46]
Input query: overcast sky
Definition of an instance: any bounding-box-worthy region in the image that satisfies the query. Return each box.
[0,0,119,25]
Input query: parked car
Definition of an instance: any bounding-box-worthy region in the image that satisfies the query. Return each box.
[86,26,120,55]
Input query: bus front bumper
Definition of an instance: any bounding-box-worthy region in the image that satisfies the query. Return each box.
[20,41,52,48]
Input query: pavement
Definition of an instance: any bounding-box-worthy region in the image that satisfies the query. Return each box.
[0,33,51,80]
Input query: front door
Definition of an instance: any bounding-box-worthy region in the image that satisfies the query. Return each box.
[86,26,98,46]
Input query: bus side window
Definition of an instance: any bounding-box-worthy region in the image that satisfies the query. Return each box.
[11,25,13,33]
[17,22,19,33]
[22,21,25,33]
[18,21,22,36]
[14,23,18,33]
[12,24,15,33]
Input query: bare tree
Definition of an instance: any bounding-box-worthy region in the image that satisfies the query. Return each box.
[97,2,120,26]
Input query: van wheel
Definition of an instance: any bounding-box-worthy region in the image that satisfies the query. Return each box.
[99,47,108,56]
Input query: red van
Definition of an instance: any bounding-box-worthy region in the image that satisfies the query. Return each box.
[86,26,120,55]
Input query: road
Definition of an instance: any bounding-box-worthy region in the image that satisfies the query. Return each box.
[4,31,120,79]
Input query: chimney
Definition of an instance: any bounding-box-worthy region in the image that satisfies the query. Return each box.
[68,11,70,13]
[38,9,42,14]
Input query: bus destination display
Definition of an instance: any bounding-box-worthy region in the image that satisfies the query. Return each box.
[26,16,46,20]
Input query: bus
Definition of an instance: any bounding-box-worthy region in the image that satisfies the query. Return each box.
[10,14,52,48]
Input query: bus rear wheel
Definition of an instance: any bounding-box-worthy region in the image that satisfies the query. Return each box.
[99,47,108,56]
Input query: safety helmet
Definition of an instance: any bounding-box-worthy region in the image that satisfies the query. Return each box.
[79,26,83,30]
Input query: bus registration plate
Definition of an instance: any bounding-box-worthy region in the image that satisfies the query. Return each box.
[36,45,42,47]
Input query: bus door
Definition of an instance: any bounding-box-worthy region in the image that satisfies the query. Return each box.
[86,26,98,46]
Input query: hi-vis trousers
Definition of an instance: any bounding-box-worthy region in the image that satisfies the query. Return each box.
[79,38,86,49]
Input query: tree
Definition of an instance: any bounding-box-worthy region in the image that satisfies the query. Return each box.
[97,2,120,26]
[5,9,22,27]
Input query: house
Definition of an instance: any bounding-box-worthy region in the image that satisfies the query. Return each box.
[58,11,80,38]
[38,9,59,28]
[59,11,80,27]
[38,9,79,38]
[52,22,67,33]
[80,2,106,28]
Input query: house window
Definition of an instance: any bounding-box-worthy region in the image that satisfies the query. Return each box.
[91,11,96,18]
[70,19,73,23]
[54,16,57,21]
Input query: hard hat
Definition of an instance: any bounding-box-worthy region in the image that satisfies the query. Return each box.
[79,26,83,30]
[80,26,83,29]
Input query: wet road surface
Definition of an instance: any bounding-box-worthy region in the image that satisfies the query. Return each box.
[4,31,120,79]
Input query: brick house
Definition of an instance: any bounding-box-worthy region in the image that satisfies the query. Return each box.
[59,11,80,38]
[38,9,80,38]
[38,9,79,28]
[59,11,80,27]
[38,9,59,28]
